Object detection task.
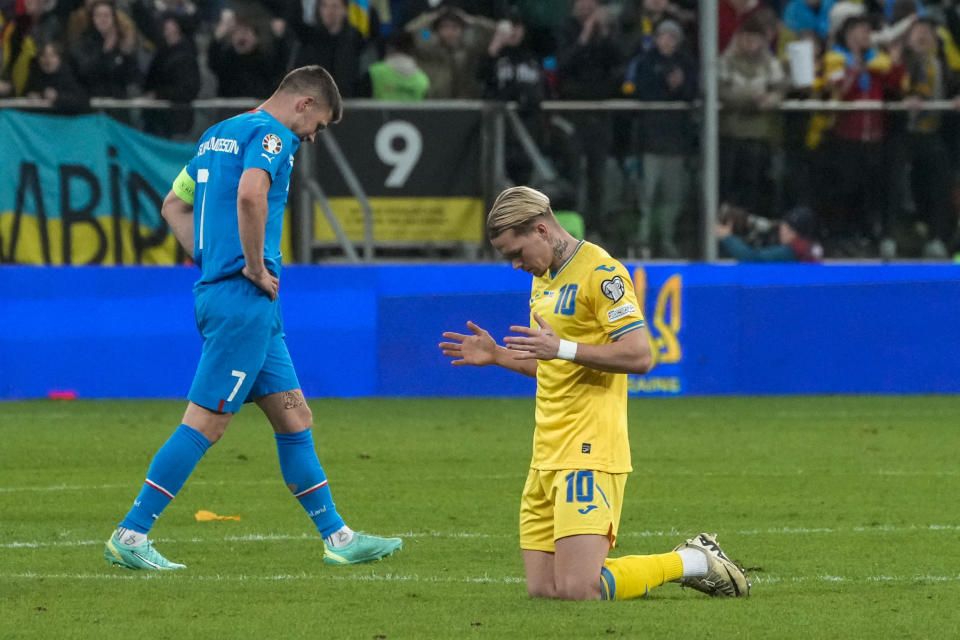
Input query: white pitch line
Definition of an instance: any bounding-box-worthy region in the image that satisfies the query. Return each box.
[748,573,960,585]
[3,539,102,549]
[4,467,956,494]
[4,571,959,586]
[1,571,526,584]
[621,524,960,537]
[4,524,960,551]
[0,479,279,494]
[0,531,501,550]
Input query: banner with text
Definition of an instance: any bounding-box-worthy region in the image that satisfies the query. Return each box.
[0,110,195,265]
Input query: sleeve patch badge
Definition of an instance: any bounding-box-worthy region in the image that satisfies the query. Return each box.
[601,276,625,303]
[607,302,637,323]
[262,134,283,154]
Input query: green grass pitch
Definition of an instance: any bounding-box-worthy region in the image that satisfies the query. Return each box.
[2,396,959,639]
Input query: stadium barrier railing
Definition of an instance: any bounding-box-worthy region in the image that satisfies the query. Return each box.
[2,97,958,262]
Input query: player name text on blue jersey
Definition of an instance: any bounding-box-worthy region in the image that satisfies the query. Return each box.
[198,137,240,156]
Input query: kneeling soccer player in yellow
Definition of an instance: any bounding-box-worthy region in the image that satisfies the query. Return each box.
[439,186,750,600]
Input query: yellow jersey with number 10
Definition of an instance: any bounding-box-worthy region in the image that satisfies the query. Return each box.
[528,241,645,474]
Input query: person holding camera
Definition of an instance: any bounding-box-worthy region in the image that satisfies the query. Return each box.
[716,204,823,262]
[208,6,289,98]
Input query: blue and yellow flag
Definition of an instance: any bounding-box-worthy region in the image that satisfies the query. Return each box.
[0,110,195,265]
[349,0,370,37]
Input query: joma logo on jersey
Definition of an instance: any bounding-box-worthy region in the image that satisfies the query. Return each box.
[197,136,239,155]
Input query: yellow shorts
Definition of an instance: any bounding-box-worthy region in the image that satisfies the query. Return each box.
[519,468,627,553]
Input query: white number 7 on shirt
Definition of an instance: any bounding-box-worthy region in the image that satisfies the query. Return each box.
[227,370,247,402]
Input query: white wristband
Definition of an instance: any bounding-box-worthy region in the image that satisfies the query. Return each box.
[556,339,578,361]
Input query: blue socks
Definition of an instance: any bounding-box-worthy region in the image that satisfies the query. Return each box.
[275,429,345,537]
[118,425,343,539]
[119,424,212,534]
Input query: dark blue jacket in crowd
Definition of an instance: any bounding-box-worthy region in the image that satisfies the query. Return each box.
[623,47,697,155]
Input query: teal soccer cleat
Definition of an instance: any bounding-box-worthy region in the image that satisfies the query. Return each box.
[323,532,402,565]
[104,532,186,570]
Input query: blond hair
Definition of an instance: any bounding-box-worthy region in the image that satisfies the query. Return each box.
[487,186,553,238]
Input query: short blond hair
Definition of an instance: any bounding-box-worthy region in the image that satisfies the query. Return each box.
[487,186,553,238]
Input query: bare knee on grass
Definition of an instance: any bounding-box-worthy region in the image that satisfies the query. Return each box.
[526,572,601,600]
[553,534,609,600]
[524,549,559,598]
[527,582,558,599]
[554,577,601,601]
[524,536,608,600]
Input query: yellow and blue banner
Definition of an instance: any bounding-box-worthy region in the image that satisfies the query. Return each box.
[0,110,195,265]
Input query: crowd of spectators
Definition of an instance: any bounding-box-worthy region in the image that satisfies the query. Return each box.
[3,0,960,259]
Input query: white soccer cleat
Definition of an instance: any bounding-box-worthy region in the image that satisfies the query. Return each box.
[673,532,750,597]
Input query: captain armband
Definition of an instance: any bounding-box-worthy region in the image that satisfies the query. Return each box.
[172,166,196,204]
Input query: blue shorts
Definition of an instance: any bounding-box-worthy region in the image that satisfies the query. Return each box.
[187,274,300,413]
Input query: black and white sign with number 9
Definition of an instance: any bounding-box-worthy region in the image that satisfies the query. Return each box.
[375,121,423,188]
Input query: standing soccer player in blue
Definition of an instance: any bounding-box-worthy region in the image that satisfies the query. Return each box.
[104,66,402,570]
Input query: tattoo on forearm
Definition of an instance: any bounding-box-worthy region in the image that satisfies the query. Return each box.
[282,390,305,410]
[553,238,568,260]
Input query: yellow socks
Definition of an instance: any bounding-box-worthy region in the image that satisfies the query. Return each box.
[600,552,684,600]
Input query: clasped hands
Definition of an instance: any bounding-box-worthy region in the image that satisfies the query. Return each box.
[439,313,562,365]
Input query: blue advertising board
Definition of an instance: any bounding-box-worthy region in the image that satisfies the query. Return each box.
[1,263,958,400]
